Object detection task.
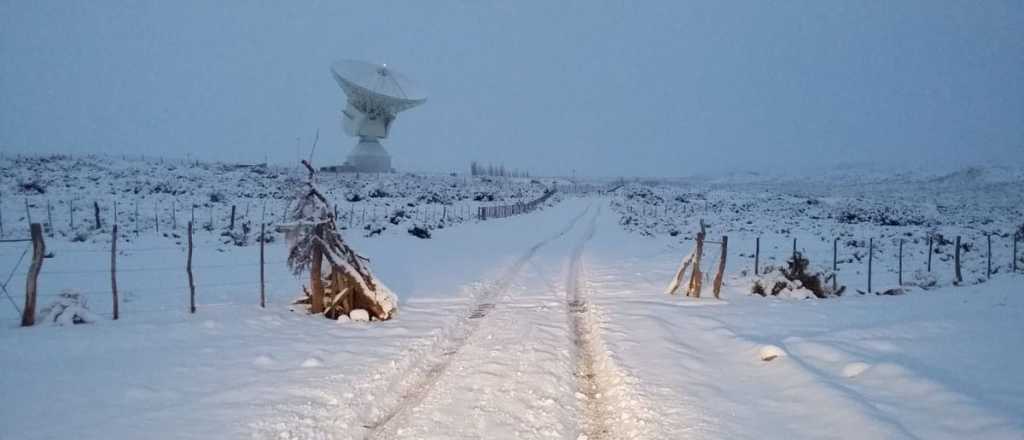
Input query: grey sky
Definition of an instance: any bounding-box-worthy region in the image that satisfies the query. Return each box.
[2,1,1022,177]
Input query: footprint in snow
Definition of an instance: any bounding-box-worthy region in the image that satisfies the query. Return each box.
[301,357,324,368]
[841,362,872,378]
[253,354,276,367]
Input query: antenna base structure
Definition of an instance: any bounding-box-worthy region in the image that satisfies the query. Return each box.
[330,60,426,174]
[343,136,392,173]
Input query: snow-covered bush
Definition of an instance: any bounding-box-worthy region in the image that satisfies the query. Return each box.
[39,290,99,325]
[751,252,845,299]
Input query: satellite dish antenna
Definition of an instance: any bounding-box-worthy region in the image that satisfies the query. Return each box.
[330,59,426,173]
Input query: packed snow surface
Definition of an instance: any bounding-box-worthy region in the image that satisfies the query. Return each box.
[1,155,1022,439]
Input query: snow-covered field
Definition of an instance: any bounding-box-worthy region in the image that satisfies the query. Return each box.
[1,156,1022,439]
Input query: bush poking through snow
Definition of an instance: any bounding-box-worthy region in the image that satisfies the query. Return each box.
[407,225,431,239]
[40,290,99,325]
[751,252,845,298]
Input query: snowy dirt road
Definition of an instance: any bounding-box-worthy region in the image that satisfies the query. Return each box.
[355,204,649,440]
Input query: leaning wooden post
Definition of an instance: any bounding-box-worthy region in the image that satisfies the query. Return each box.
[187,221,196,313]
[898,239,904,286]
[986,234,992,279]
[954,236,963,284]
[259,221,266,308]
[712,235,728,299]
[93,201,101,229]
[22,223,45,327]
[229,205,236,230]
[754,237,760,275]
[111,224,119,320]
[867,238,873,293]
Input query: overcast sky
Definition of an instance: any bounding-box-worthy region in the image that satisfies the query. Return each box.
[2,1,1022,177]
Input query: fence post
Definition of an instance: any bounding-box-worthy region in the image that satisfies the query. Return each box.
[24,198,32,226]
[187,221,196,313]
[689,224,706,298]
[0,193,4,237]
[229,205,236,230]
[93,201,101,230]
[172,200,176,230]
[898,239,903,286]
[987,234,992,279]
[792,237,797,262]
[260,221,266,308]
[927,235,933,272]
[754,237,760,275]
[70,200,75,229]
[867,238,873,293]
[22,223,44,327]
[46,200,53,237]
[712,235,728,299]
[134,201,139,236]
[833,237,838,292]
[111,224,119,320]
[1014,234,1019,273]
[154,202,159,233]
[954,236,963,284]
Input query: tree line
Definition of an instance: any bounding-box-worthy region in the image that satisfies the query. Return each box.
[469,161,530,178]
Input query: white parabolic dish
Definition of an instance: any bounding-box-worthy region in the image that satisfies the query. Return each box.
[330,60,426,116]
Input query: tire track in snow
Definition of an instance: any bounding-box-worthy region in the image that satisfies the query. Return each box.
[567,206,647,440]
[360,204,592,440]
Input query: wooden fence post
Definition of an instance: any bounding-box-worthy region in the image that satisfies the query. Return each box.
[22,223,44,327]
[69,199,75,229]
[954,236,963,284]
[987,234,992,279]
[134,201,139,236]
[187,221,196,313]
[927,235,933,272]
[792,237,797,262]
[0,193,4,237]
[229,205,236,230]
[1014,234,1019,273]
[898,239,903,286]
[712,235,728,299]
[833,237,839,292]
[689,224,706,298]
[24,197,32,226]
[154,202,159,233]
[260,221,266,308]
[867,238,873,293]
[754,237,760,275]
[93,201,101,229]
[171,200,176,230]
[46,200,53,237]
[111,224,119,320]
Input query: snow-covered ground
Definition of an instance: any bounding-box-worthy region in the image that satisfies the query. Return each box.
[1,156,1022,439]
